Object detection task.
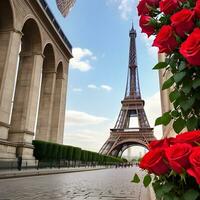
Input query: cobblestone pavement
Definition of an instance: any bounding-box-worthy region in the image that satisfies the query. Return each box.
[0,167,150,200]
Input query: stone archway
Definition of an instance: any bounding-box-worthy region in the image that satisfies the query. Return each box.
[8,18,43,157]
[36,43,56,141]
[109,139,149,157]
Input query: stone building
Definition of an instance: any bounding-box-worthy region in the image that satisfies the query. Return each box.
[0,0,73,164]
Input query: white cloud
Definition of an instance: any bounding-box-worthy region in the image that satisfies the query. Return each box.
[118,0,133,20]
[100,84,112,91]
[140,33,158,61]
[72,88,83,92]
[70,47,96,72]
[88,84,98,89]
[66,110,109,126]
[106,0,134,20]
[144,91,163,139]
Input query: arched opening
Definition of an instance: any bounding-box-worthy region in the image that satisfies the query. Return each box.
[110,140,149,158]
[50,62,65,143]
[121,145,147,163]
[35,43,56,141]
[9,18,42,143]
[0,0,14,98]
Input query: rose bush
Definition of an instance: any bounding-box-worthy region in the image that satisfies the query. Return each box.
[133,131,200,199]
[136,0,200,133]
[133,0,200,199]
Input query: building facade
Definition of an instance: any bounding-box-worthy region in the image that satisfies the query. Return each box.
[0,0,72,163]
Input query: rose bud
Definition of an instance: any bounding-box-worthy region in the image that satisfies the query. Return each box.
[139,16,156,37]
[180,28,200,66]
[171,9,195,38]
[153,25,178,54]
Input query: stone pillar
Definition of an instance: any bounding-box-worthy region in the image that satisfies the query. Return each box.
[0,29,22,140]
[36,70,56,141]
[158,53,176,137]
[8,53,43,158]
[50,71,67,144]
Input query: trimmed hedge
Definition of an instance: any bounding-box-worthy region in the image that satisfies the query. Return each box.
[32,140,125,165]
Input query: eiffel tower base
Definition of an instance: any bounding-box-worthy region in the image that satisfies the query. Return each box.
[99,128,154,157]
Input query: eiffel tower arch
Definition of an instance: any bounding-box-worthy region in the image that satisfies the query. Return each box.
[99,26,155,157]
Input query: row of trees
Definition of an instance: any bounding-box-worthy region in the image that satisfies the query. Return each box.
[32,140,126,168]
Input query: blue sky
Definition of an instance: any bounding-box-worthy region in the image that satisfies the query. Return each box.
[48,0,162,153]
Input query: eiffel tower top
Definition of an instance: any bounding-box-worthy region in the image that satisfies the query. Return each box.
[124,24,141,99]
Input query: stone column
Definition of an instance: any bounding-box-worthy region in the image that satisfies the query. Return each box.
[36,70,56,141]
[158,53,176,137]
[8,53,44,158]
[50,71,67,144]
[0,29,22,140]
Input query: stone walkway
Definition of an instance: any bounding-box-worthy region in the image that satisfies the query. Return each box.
[0,167,151,200]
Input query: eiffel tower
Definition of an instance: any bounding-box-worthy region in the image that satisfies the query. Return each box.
[99,25,155,157]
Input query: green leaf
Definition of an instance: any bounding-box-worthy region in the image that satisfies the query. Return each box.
[173,71,186,83]
[155,117,162,126]
[182,83,192,94]
[193,78,200,89]
[169,90,180,103]
[163,193,175,200]
[155,112,171,126]
[180,97,195,111]
[171,110,180,118]
[155,183,174,199]
[155,116,163,126]
[143,174,152,188]
[169,57,177,69]
[162,77,174,90]
[183,189,199,200]
[186,116,198,131]
[173,118,186,133]
[131,173,140,183]
[162,112,172,126]
[153,62,168,70]
[179,61,186,71]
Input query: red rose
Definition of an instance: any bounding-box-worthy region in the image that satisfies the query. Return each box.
[171,9,195,38]
[137,0,150,16]
[165,143,192,174]
[172,130,200,145]
[187,147,200,184]
[139,16,155,37]
[137,0,160,16]
[159,0,179,15]
[147,0,160,7]
[149,138,171,149]
[180,28,200,66]
[195,0,200,18]
[140,148,169,175]
[153,25,178,53]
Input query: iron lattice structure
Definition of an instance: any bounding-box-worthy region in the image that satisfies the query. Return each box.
[56,0,76,17]
[99,26,155,157]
